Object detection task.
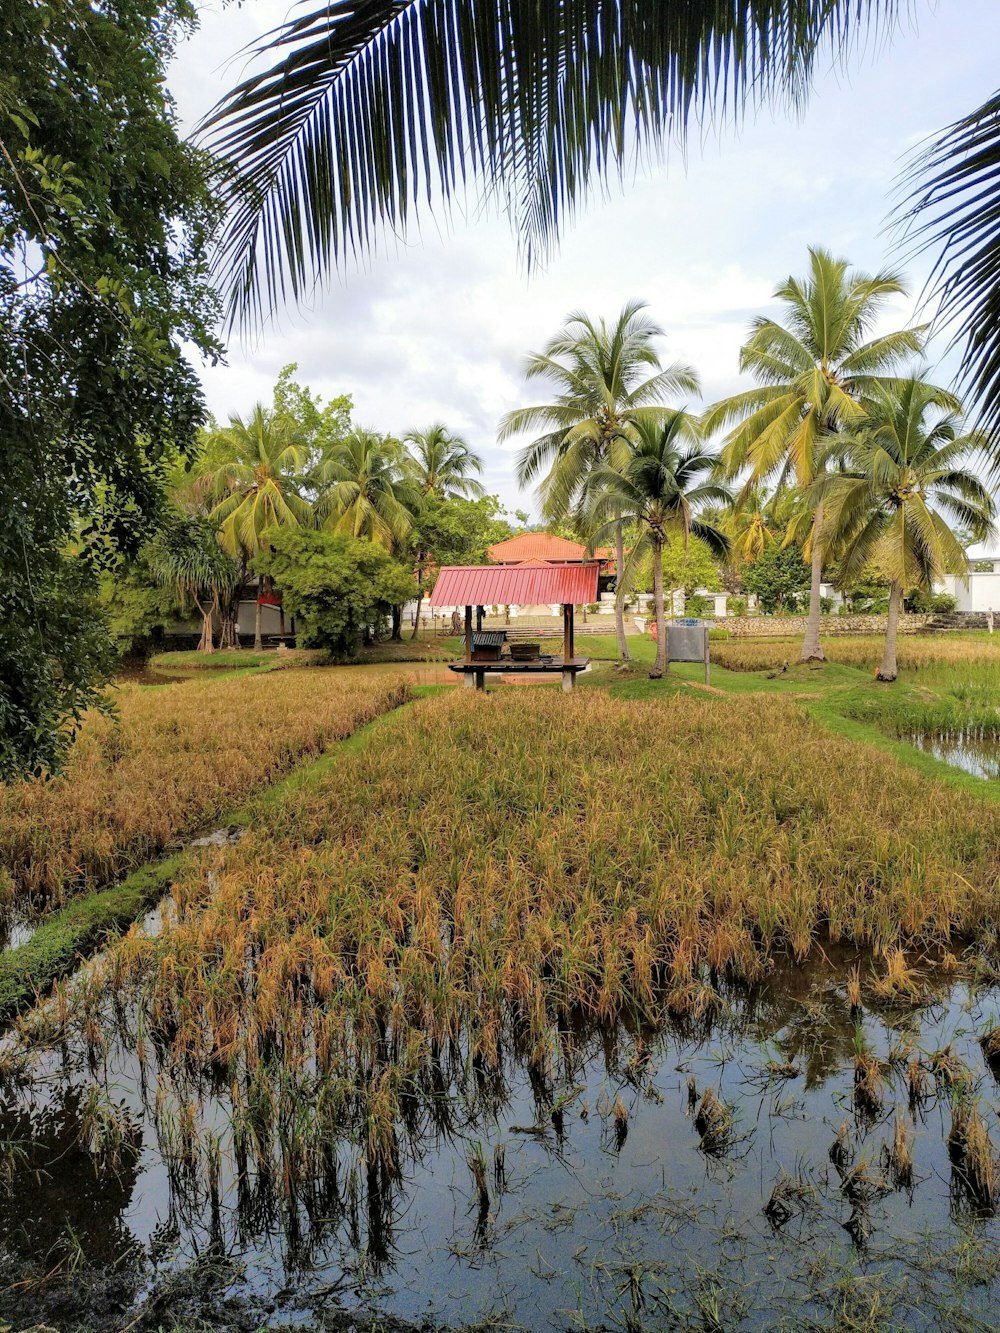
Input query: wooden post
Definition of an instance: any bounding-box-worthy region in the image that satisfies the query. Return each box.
[569,603,575,660]
[465,605,473,662]
[476,604,484,632]
[562,603,572,667]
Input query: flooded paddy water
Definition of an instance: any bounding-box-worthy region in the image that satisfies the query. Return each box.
[3,950,1000,1330]
[910,731,1000,781]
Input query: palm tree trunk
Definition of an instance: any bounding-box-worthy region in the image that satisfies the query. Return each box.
[410,551,425,639]
[799,501,827,663]
[410,593,423,639]
[878,581,902,682]
[649,535,667,679]
[391,604,403,641]
[254,594,263,651]
[614,519,631,662]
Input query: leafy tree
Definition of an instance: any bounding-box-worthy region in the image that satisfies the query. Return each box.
[197,2,893,326]
[408,493,517,637]
[197,405,313,648]
[146,515,240,654]
[501,300,698,661]
[0,0,219,776]
[741,542,812,615]
[96,557,181,659]
[814,377,995,680]
[658,533,724,602]
[402,425,485,634]
[313,428,416,638]
[584,411,729,678]
[704,247,924,662]
[257,529,416,659]
[272,363,353,457]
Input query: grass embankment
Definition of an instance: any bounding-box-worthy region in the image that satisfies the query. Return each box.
[0,669,410,914]
[711,633,1000,676]
[147,648,322,672]
[149,639,457,676]
[96,688,1000,1169]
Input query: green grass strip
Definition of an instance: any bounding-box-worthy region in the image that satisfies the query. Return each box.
[0,855,183,1026]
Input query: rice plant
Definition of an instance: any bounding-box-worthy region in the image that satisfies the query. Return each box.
[0,669,410,916]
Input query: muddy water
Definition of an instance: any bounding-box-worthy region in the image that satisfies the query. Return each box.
[911,731,1000,780]
[2,953,1000,1329]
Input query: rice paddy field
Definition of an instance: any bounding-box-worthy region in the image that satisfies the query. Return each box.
[0,669,410,921]
[5,644,1000,1329]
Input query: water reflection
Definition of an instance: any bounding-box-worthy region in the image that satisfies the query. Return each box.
[911,730,1000,779]
[1,952,1000,1329]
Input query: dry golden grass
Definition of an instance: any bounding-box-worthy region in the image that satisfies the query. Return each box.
[92,687,1000,1169]
[712,635,1000,675]
[0,669,410,912]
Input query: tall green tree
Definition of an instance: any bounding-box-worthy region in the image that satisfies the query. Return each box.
[704,247,924,662]
[402,425,484,635]
[0,0,219,776]
[403,425,484,498]
[198,406,312,648]
[196,2,894,327]
[814,377,995,681]
[314,428,416,638]
[500,300,698,661]
[584,412,730,678]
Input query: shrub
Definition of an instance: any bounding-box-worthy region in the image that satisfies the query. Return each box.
[931,593,957,614]
[726,596,747,617]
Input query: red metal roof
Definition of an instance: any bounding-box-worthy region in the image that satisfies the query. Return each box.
[429,563,600,606]
[488,533,611,564]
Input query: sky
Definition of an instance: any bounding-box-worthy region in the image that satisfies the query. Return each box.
[167,1,1000,514]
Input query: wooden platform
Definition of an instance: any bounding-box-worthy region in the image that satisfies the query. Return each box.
[448,657,590,691]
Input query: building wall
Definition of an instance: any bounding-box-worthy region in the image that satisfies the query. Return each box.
[937,573,1000,614]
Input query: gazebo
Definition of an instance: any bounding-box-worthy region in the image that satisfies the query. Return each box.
[429,562,599,691]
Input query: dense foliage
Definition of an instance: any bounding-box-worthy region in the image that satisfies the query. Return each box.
[741,540,812,614]
[257,529,416,657]
[0,0,220,775]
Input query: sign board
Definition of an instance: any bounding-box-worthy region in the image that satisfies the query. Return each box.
[666,623,711,683]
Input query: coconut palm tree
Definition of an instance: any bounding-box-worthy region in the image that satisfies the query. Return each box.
[403,425,485,499]
[584,411,730,678]
[402,425,484,638]
[703,247,925,662]
[500,300,699,661]
[198,405,313,649]
[314,428,414,546]
[199,3,895,327]
[314,429,415,638]
[814,376,995,681]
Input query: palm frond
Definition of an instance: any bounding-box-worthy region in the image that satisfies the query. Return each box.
[204,0,901,327]
[899,88,1000,450]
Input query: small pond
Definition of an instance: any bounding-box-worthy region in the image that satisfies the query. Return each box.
[2,950,1000,1330]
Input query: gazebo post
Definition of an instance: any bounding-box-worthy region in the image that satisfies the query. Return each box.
[562,603,574,692]
[464,604,476,689]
